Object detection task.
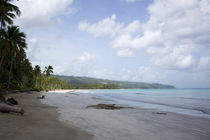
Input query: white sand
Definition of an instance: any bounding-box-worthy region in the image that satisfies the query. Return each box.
[42,91,210,140]
[49,89,75,93]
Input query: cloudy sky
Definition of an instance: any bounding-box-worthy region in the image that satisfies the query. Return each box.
[13,0,210,88]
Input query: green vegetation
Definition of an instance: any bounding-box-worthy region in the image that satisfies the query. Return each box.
[60,83,119,89]
[0,0,67,91]
[55,75,175,89]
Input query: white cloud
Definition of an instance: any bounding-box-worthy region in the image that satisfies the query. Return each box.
[112,30,161,50]
[79,0,210,71]
[142,0,210,70]
[13,0,74,27]
[200,0,210,14]
[27,38,41,61]
[65,52,97,76]
[49,52,96,76]
[116,49,134,57]
[77,52,95,63]
[78,15,142,39]
[123,20,141,34]
[150,45,196,70]
[136,66,160,82]
[79,15,143,57]
[195,56,210,71]
[78,14,123,37]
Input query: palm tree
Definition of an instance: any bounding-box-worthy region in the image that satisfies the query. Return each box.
[34,65,41,87]
[34,65,41,77]
[0,0,21,69]
[0,26,27,89]
[0,0,21,29]
[44,65,54,77]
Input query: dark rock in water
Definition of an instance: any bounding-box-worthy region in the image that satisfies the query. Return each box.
[36,95,45,99]
[152,112,167,115]
[135,93,144,95]
[86,104,133,110]
[6,98,18,105]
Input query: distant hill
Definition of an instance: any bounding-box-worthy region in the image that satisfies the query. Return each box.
[54,75,175,89]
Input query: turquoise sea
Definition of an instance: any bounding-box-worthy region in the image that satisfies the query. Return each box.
[72,89,210,118]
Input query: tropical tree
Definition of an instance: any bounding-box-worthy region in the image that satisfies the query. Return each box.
[0,0,69,91]
[34,65,41,88]
[20,58,35,88]
[0,0,21,29]
[44,65,53,77]
[34,65,41,78]
[0,26,27,89]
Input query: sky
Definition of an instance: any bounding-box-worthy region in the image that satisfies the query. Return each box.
[12,0,210,88]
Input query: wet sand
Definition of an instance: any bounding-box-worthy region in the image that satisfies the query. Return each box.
[43,91,210,140]
[0,92,92,140]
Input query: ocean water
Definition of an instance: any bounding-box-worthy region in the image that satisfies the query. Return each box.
[71,89,210,118]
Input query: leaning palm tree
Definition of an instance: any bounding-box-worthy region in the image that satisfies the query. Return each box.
[0,26,27,89]
[0,0,21,29]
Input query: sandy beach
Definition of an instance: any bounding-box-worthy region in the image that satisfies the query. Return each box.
[0,92,92,140]
[42,91,210,140]
[1,91,210,140]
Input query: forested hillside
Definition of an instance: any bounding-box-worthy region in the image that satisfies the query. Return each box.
[55,75,175,89]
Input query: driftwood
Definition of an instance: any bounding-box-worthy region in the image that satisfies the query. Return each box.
[6,98,18,105]
[0,95,24,115]
[86,104,133,110]
[0,95,6,103]
[0,102,24,114]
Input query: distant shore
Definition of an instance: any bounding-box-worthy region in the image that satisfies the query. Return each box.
[0,92,92,140]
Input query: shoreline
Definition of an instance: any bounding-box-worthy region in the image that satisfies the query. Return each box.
[50,89,210,119]
[42,91,210,140]
[0,92,92,140]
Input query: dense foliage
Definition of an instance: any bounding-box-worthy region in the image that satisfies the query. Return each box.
[0,0,68,91]
[61,83,119,89]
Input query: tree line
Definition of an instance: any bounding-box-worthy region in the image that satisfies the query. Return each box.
[0,0,119,91]
[0,0,67,91]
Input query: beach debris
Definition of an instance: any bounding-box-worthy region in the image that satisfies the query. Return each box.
[86,104,133,110]
[0,102,24,115]
[0,95,6,103]
[0,95,24,115]
[152,112,167,115]
[36,95,45,99]
[6,98,18,105]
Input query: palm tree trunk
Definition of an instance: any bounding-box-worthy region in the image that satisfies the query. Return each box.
[7,53,15,90]
[0,57,4,82]
[7,58,13,90]
[0,23,3,71]
[0,57,4,70]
